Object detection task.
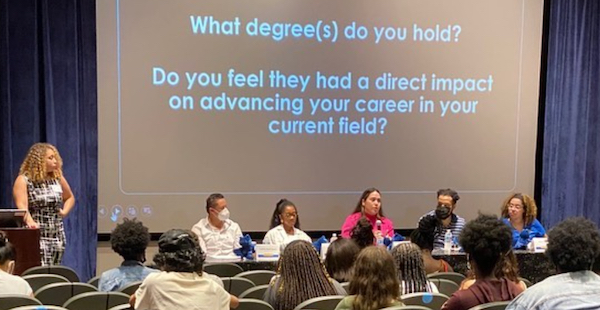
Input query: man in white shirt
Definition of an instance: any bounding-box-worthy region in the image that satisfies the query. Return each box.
[191,193,243,257]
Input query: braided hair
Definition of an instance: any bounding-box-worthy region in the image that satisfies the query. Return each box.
[392,243,431,294]
[273,240,338,310]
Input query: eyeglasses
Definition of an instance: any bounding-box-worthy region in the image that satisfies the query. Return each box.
[508,203,523,209]
[282,213,298,219]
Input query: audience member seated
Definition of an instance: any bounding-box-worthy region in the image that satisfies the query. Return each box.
[419,189,466,249]
[0,231,33,296]
[391,242,439,294]
[191,193,243,257]
[507,217,600,310]
[341,188,394,240]
[335,246,404,310]
[263,199,311,248]
[325,238,361,283]
[500,193,546,249]
[441,215,524,310]
[132,229,238,310]
[351,217,375,249]
[99,218,158,292]
[263,240,346,310]
[411,214,454,274]
[459,249,527,291]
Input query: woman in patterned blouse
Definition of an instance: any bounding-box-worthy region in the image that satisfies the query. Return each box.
[13,143,75,265]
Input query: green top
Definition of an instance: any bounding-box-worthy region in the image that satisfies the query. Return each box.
[334,295,405,310]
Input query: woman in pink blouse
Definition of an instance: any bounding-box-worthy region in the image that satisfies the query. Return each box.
[341,188,394,240]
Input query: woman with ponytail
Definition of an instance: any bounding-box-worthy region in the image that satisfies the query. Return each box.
[263,199,311,247]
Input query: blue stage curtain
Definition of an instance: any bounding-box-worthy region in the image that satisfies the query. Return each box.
[0,0,97,281]
[542,0,600,228]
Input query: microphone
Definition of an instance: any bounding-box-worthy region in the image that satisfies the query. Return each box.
[376,219,382,231]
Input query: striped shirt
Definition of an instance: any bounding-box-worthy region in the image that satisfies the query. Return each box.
[423,211,466,250]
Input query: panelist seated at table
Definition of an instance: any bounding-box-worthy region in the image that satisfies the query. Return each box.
[420,188,466,250]
[341,188,394,239]
[191,193,243,258]
[262,199,311,248]
[500,193,546,249]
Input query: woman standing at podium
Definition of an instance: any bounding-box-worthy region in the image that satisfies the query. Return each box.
[12,143,75,265]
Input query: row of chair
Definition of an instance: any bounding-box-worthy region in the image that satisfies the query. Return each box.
[234,294,508,310]
[0,292,130,310]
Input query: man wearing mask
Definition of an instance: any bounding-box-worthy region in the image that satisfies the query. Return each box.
[420,188,466,250]
[192,193,243,257]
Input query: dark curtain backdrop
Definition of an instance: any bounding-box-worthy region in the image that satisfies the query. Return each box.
[0,0,97,281]
[0,0,599,281]
[541,0,600,228]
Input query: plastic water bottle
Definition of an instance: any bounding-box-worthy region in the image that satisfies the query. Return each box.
[376,234,385,246]
[330,233,338,243]
[444,229,453,252]
[376,220,385,246]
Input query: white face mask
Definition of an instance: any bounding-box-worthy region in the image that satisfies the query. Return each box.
[217,208,230,221]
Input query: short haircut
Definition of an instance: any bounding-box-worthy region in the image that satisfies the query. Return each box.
[110,218,151,260]
[0,231,15,264]
[410,214,439,251]
[459,214,512,277]
[546,217,600,273]
[205,193,225,213]
[437,188,460,204]
[153,229,205,273]
[324,238,361,282]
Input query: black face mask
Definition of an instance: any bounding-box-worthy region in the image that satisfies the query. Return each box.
[435,205,452,220]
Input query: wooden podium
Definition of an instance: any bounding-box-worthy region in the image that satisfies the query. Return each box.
[2,228,40,275]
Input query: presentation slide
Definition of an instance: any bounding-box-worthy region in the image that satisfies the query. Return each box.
[97,0,544,233]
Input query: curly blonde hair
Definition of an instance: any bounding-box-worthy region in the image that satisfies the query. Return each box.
[500,193,537,226]
[19,143,63,182]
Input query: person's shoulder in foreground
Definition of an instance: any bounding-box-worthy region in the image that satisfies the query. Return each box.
[506,271,600,310]
[507,217,600,310]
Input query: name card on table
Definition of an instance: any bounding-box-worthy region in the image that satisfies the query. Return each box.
[255,244,280,262]
[528,237,548,253]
